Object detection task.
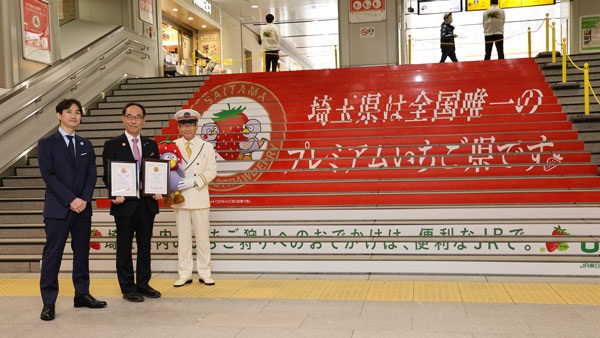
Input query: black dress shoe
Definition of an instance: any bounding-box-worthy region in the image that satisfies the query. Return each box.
[74,294,107,308]
[40,304,55,321]
[137,286,161,298]
[123,291,145,302]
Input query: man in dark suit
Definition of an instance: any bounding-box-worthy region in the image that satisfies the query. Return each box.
[102,102,162,302]
[38,98,107,321]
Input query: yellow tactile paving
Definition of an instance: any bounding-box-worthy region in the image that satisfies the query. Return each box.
[230,280,289,299]
[320,280,371,300]
[458,282,513,303]
[414,281,462,302]
[274,280,330,299]
[2,278,600,305]
[366,281,413,301]
[503,283,566,304]
[163,279,250,298]
[549,283,600,305]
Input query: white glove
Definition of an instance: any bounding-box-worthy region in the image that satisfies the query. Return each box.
[177,177,196,190]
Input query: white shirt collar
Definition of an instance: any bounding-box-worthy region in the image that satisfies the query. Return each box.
[125,131,140,144]
[58,127,75,138]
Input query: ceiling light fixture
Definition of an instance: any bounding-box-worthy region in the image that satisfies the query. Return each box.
[201,24,207,28]
[188,17,194,20]
[251,5,259,8]
[173,8,178,12]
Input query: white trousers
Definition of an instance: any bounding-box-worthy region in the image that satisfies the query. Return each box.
[174,208,211,279]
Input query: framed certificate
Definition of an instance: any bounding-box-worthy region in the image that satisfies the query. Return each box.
[108,160,139,198]
[142,159,169,196]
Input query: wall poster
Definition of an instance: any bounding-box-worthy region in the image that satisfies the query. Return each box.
[349,0,386,23]
[21,0,52,64]
[581,15,600,53]
[139,0,154,24]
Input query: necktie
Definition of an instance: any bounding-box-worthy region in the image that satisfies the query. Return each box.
[66,135,75,163]
[132,138,141,166]
[186,141,192,158]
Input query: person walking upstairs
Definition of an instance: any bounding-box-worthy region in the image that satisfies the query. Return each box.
[440,12,458,63]
[483,0,505,60]
[260,14,282,72]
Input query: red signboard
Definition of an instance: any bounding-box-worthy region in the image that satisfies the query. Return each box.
[22,0,51,64]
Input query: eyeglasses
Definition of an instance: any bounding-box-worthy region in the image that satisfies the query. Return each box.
[125,115,144,121]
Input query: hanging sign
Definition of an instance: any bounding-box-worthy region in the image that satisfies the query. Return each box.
[580,15,600,53]
[139,0,154,24]
[21,0,52,64]
[418,0,462,15]
[467,0,554,11]
[349,0,386,23]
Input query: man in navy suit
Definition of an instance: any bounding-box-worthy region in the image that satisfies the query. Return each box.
[102,102,162,302]
[38,98,107,321]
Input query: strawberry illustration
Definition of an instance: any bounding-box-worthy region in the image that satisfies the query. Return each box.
[545,225,571,252]
[212,104,249,161]
[89,228,102,251]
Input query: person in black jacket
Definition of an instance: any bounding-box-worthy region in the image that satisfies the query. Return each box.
[102,102,162,302]
[440,12,458,63]
[38,99,107,321]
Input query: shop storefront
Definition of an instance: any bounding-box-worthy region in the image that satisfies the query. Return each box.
[160,0,222,75]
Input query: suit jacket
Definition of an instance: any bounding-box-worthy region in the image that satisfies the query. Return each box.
[38,130,97,219]
[173,136,217,209]
[102,133,160,217]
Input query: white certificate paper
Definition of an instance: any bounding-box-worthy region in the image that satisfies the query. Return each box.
[143,159,169,195]
[109,161,139,198]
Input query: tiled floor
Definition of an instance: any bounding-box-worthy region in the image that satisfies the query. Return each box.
[2,273,600,337]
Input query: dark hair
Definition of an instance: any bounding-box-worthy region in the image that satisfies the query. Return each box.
[178,119,198,126]
[443,12,452,21]
[266,14,274,23]
[122,102,146,116]
[491,0,498,4]
[56,98,82,115]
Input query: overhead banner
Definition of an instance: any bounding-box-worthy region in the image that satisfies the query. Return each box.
[21,0,52,64]
[466,0,555,11]
[581,15,600,53]
[418,0,462,15]
[349,0,386,23]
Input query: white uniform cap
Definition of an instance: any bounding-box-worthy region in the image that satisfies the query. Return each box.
[174,109,201,121]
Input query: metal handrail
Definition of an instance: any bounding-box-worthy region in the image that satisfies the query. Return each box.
[0,37,149,133]
[7,45,149,133]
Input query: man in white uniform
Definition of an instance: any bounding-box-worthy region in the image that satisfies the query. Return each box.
[172,109,217,287]
[260,13,282,72]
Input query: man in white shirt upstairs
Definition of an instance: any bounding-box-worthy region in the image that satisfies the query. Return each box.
[483,0,505,60]
[260,13,282,72]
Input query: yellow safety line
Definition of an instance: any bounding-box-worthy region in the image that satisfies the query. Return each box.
[2,278,600,305]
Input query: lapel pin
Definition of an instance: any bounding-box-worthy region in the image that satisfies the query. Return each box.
[122,143,126,147]
[80,142,84,145]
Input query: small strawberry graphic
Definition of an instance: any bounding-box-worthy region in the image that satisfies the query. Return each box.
[545,225,571,252]
[212,104,249,161]
[89,228,102,251]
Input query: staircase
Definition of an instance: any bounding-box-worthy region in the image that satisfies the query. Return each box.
[536,52,600,167]
[2,58,600,276]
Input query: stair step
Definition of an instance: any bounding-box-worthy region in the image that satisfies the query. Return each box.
[120,81,205,90]
[89,106,180,116]
[126,75,208,84]
[105,93,194,102]
[97,100,188,109]
[113,87,199,96]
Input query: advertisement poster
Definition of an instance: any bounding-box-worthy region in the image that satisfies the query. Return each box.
[581,15,600,53]
[200,35,219,62]
[21,0,52,64]
[349,0,386,23]
[418,0,462,15]
[139,0,154,24]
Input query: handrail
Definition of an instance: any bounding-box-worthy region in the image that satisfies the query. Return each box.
[9,45,149,133]
[0,37,149,132]
[0,26,123,104]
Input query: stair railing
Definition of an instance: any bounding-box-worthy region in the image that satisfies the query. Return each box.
[559,42,600,115]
